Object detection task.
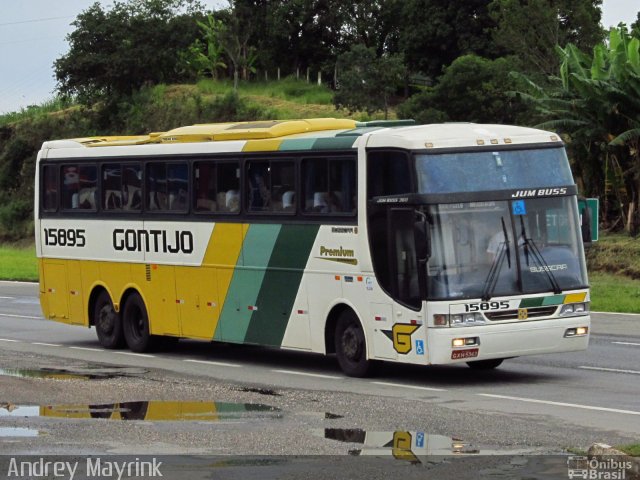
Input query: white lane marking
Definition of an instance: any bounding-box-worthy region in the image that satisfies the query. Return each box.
[372,381,447,392]
[612,341,640,346]
[273,369,342,379]
[579,366,640,375]
[31,342,61,347]
[0,338,20,343]
[0,296,14,299]
[184,359,242,368]
[115,352,155,358]
[69,346,105,352]
[477,393,640,416]
[592,311,640,316]
[0,313,42,320]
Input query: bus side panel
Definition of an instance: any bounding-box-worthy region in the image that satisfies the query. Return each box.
[41,260,69,322]
[245,224,320,347]
[175,266,217,339]
[215,224,281,343]
[38,259,49,319]
[66,260,86,325]
[142,264,178,336]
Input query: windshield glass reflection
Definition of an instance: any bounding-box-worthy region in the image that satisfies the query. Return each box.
[426,197,587,300]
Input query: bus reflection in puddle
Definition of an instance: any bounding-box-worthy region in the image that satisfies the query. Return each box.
[1,401,280,422]
[316,428,480,461]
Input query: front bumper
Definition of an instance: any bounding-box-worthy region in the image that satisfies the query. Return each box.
[427,315,590,364]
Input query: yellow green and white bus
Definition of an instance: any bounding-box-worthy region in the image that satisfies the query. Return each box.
[35,118,591,376]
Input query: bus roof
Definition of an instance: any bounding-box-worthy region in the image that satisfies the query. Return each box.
[40,119,562,156]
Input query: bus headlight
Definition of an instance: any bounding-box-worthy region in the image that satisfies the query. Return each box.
[433,313,485,327]
[560,302,590,316]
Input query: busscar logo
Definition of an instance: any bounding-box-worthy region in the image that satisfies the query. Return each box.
[512,187,567,198]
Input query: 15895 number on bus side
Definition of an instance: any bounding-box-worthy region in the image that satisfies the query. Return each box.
[43,228,86,247]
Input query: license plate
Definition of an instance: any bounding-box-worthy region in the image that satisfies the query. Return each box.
[451,348,479,360]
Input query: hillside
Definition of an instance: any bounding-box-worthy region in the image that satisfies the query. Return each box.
[0,78,387,242]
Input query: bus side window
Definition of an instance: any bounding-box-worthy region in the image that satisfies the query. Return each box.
[367,151,411,199]
[42,166,58,212]
[247,161,271,212]
[167,163,188,211]
[122,164,142,211]
[103,164,122,211]
[61,164,97,210]
[194,161,240,214]
[302,156,356,214]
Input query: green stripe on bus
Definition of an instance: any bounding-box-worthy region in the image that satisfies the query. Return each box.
[542,295,565,306]
[519,297,545,308]
[311,137,357,150]
[244,224,320,346]
[214,224,281,342]
[279,138,318,151]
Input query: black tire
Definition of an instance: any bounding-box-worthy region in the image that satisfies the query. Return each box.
[122,293,156,352]
[93,291,125,349]
[466,358,504,370]
[335,310,373,377]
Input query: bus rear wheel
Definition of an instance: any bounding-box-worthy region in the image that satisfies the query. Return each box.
[94,291,125,349]
[335,310,373,377]
[122,293,156,352]
[466,358,504,370]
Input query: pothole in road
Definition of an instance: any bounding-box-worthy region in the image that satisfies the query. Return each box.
[0,400,281,422]
[237,387,283,396]
[0,366,148,381]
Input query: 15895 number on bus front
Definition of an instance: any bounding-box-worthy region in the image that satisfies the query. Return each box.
[43,228,86,247]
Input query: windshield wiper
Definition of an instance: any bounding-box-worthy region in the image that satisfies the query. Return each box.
[519,216,561,294]
[481,217,511,301]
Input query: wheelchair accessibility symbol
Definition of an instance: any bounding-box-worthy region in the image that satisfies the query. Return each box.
[416,340,425,355]
[512,200,527,216]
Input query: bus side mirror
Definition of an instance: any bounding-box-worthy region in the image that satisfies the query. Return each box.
[580,204,592,248]
[414,212,431,262]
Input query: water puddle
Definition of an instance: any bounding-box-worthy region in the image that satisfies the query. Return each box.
[0,427,39,437]
[1,401,280,422]
[0,366,147,381]
[314,428,537,461]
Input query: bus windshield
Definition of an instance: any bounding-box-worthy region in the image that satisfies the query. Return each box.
[426,197,588,300]
[415,147,573,193]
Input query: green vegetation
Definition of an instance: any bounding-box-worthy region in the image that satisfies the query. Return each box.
[586,233,640,279]
[617,443,640,456]
[589,272,640,313]
[0,245,37,281]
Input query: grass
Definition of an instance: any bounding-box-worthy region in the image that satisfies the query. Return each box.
[617,444,640,456]
[0,244,37,281]
[196,77,334,105]
[0,97,73,127]
[589,272,640,313]
[586,233,640,280]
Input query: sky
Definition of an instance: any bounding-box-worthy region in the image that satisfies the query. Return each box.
[0,0,639,115]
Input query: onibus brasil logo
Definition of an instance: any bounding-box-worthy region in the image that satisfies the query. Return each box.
[567,456,632,479]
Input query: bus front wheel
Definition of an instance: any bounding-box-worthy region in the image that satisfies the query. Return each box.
[466,358,504,370]
[335,310,373,377]
[122,293,155,352]
[94,291,125,349]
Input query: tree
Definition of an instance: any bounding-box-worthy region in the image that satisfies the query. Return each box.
[489,0,604,78]
[517,27,640,233]
[397,54,526,124]
[181,14,227,79]
[54,0,204,105]
[399,0,500,79]
[217,1,256,90]
[334,45,404,118]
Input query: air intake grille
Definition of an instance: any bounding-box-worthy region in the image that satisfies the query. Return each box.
[485,306,558,321]
[145,264,151,282]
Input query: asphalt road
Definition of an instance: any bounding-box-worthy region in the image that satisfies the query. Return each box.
[1,280,639,459]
